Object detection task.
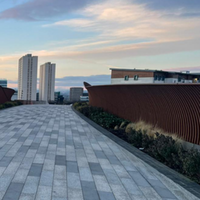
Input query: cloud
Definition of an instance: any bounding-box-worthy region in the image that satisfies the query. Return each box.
[58,38,200,60]
[1,0,200,78]
[44,0,200,43]
[56,75,110,87]
[7,75,111,90]
[133,0,200,19]
[40,0,200,60]
[134,0,200,11]
[165,66,200,72]
[44,19,94,28]
[1,0,199,21]
[0,0,101,20]
[28,38,200,61]
[1,38,200,64]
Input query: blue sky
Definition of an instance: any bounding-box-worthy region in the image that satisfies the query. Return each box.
[0,0,200,89]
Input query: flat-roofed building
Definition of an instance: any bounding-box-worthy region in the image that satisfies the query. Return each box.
[39,62,56,102]
[18,54,38,100]
[70,87,83,102]
[0,79,7,88]
[110,68,200,84]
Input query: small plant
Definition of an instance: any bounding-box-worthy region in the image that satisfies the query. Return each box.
[0,104,5,109]
[126,129,143,148]
[182,149,200,181]
[0,101,22,110]
[4,102,14,108]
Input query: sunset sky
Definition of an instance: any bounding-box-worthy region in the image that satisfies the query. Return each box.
[0,0,200,89]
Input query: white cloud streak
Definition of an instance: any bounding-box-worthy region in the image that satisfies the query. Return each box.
[44,0,200,43]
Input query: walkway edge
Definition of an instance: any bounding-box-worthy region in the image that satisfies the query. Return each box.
[72,106,200,199]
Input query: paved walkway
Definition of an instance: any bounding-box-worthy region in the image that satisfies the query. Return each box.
[0,105,198,200]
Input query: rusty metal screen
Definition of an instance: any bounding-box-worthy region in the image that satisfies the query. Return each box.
[0,86,15,104]
[84,82,200,145]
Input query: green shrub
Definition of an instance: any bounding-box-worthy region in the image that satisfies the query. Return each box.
[119,121,130,129]
[16,101,23,105]
[74,102,200,184]
[0,104,5,109]
[74,103,123,129]
[90,111,123,129]
[182,149,200,180]
[148,133,177,163]
[74,102,86,109]
[0,101,22,110]
[142,131,154,149]
[77,105,91,117]
[4,102,14,108]
[126,129,143,148]
[13,102,18,106]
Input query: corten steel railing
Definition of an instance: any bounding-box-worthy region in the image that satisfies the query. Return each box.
[0,86,15,104]
[84,82,200,145]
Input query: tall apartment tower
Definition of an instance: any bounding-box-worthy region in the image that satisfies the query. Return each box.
[18,54,38,101]
[39,62,56,102]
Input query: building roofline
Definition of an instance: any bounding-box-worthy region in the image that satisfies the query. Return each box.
[109,68,200,76]
[110,68,156,72]
[84,82,200,89]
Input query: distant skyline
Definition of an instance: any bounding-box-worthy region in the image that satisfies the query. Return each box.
[0,0,200,89]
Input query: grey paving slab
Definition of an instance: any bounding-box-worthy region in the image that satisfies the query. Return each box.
[28,163,43,177]
[81,181,100,200]
[94,150,107,159]
[93,175,112,192]
[39,170,54,187]
[66,161,79,173]
[67,172,82,189]
[0,105,199,200]
[129,171,150,187]
[35,186,52,200]
[68,188,83,200]
[0,157,13,167]
[3,182,24,200]
[55,155,66,166]
[89,162,104,176]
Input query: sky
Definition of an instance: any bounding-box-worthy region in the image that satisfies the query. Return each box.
[0,0,200,90]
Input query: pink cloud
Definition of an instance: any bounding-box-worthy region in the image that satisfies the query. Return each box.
[0,0,100,20]
[165,66,200,72]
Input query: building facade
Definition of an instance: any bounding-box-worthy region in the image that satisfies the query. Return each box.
[70,87,83,102]
[0,79,7,88]
[80,92,89,102]
[39,62,56,102]
[54,92,60,102]
[110,68,200,84]
[18,54,38,101]
[11,91,18,101]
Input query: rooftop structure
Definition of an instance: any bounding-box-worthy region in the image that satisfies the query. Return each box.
[110,68,200,84]
[0,79,7,88]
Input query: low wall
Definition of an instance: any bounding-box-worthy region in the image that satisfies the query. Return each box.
[84,82,200,145]
[0,86,15,104]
